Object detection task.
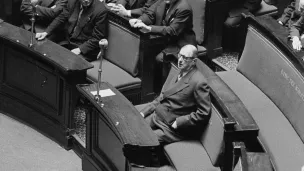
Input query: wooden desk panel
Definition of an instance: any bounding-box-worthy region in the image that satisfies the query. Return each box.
[77,83,159,171]
[0,21,92,149]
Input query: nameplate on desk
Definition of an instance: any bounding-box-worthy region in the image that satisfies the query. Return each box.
[90,89,116,97]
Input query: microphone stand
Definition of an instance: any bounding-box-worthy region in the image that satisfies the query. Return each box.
[94,39,108,107]
[29,4,36,48]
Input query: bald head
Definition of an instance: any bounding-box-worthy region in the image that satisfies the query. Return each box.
[177,44,198,71]
[179,44,198,58]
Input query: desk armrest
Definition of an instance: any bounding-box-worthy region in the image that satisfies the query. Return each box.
[233,142,273,171]
[77,83,160,167]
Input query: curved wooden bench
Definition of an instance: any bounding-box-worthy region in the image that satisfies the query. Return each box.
[216,15,304,171]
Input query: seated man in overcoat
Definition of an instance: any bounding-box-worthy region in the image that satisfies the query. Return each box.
[60,0,108,61]
[20,0,68,42]
[136,45,211,144]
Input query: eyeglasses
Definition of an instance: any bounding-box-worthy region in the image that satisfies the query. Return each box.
[178,54,195,62]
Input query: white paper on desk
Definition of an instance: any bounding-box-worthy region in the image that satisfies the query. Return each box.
[90,89,116,97]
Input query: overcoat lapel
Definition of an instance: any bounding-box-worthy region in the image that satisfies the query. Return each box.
[68,0,80,34]
[165,0,180,24]
[163,67,197,98]
[156,2,167,26]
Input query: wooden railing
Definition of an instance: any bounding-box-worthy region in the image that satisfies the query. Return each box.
[0,21,92,149]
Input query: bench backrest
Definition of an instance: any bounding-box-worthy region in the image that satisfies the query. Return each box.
[186,0,206,45]
[237,25,304,143]
[200,105,225,166]
[106,20,140,77]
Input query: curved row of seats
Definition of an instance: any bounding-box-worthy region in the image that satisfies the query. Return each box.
[86,0,279,105]
[215,15,304,171]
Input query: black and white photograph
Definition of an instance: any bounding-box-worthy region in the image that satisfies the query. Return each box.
[0,0,303,170]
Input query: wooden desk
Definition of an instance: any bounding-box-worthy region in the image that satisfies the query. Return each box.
[77,83,159,171]
[0,21,92,148]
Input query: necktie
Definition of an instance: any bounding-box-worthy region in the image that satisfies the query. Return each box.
[162,4,170,25]
[176,73,183,82]
[164,3,170,15]
[72,5,83,35]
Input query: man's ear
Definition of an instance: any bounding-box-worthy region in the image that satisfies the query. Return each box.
[192,58,197,64]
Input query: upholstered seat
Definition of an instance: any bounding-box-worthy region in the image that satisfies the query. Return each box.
[86,18,158,104]
[87,59,141,91]
[164,141,220,171]
[163,105,223,171]
[214,23,304,171]
[253,0,278,16]
[136,102,225,171]
[197,45,207,56]
[187,0,207,57]
[189,0,206,45]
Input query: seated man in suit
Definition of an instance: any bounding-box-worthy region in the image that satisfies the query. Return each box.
[107,0,157,18]
[128,0,197,91]
[20,0,67,42]
[128,0,197,58]
[136,45,211,144]
[58,0,108,61]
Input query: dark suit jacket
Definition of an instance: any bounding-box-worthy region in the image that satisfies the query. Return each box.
[278,0,304,26]
[277,0,304,38]
[290,15,304,38]
[64,0,108,58]
[116,0,157,17]
[138,0,197,49]
[20,0,67,34]
[141,66,211,136]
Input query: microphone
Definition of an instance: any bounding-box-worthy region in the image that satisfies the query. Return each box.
[30,2,37,14]
[29,1,37,47]
[94,39,108,105]
[97,39,108,60]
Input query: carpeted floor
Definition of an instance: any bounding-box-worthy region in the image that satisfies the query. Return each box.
[215,51,239,70]
[0,113,82,171]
